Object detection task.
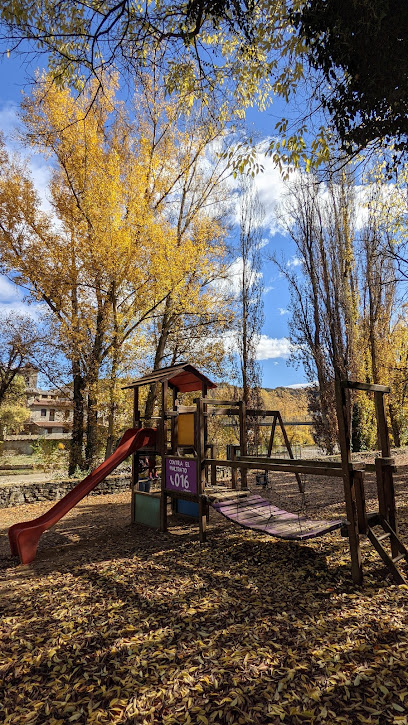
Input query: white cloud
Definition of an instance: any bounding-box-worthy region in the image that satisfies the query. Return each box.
[0,275,43,319]
[0,276,21,302]
[226,140,298,237]
[285,382,312,389]
[29,157,52,212]
[0,102,52,213]
[255,335,293,360]
[251,152,289,236]
[0,102,19,136]
[287,256,303,268]
[0,300,42,319]
[278,307,289,315]
[216,256,263,298]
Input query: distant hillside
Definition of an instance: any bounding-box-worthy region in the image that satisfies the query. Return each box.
[261,386,310,421]
[208,383,314,446]
[213,383,311,420]
[260,386,314,446]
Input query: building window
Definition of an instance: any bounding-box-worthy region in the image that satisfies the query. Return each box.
[47,428,53,434]
[49,409,55,421]
[41,409,46,417]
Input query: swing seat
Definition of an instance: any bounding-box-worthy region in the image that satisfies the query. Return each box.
[211,494,344,540]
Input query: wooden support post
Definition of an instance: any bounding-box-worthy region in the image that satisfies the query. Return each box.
[197,397,206,487]
[230,446,237,489]
[374,391,391,457]
[375,457,387,521]
[335,377,363,584]
[131,386,140,522]
[267,414,277,457]
[277,412,303,493]
[198,495,207,543]
[160,381,168,533]
[354,469,368,534]
[133,387,140,428]
[239,400,248,489]
[374,390,398,556]
[202,384,208,485]
[375,457,399,556]
[171,387,177,453]
[210,444,217,485]
[196,397,207,541]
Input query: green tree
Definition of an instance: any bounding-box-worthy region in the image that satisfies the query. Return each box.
[0,74,234,469]
[0,80,183,471]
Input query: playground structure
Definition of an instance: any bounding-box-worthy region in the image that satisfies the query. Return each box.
[125,364,408,585]
[8,362,408,584]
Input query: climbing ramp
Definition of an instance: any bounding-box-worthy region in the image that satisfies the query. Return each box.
[210,494,344,541]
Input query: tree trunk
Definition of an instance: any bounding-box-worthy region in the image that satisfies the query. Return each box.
[69,361,85,475]
[85,370,99,469]
[105,402,115,459]
[104,344,120,459]
[389,403,401,448]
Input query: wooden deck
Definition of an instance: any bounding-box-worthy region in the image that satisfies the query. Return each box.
[210,494,344,541]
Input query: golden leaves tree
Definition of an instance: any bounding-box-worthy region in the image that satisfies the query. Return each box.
[0,73,235,469]
[0,76,203,471]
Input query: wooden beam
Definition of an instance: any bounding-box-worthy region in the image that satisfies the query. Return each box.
[335,376,363,584]
[341,380,391,393]
[205,458,345,477]
[203,399,241,406]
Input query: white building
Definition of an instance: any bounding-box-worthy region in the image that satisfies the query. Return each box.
[22,366,73,437]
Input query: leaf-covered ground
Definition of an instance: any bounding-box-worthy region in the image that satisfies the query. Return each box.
[1,481,408,725]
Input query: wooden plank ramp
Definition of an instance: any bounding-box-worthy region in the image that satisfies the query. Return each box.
[210,494,344,541]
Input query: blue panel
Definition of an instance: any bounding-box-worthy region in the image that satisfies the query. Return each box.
[176,499,199,518]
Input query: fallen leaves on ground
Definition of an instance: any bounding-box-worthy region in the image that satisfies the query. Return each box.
[1,483,408,725]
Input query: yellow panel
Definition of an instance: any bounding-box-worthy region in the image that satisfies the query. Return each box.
[178,412,195,446]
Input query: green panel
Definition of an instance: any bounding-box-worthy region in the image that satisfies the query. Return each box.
[133,492,161,528]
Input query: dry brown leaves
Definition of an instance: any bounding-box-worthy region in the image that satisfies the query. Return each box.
[1,485,408,725]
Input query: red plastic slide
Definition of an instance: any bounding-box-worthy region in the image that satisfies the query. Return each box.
[9,427,156,565]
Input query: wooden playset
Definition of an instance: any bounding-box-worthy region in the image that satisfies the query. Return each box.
[125,363,408,585]
[9,361,408,584]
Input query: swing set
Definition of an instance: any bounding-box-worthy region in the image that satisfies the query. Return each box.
[125,363,408,586]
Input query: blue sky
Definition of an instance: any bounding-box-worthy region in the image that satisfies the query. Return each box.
[0,53,308,389]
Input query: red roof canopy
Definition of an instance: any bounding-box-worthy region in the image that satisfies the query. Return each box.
[123,363,217,394]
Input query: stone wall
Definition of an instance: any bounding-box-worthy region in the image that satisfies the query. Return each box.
[0,474,131,508]
[3,436,70,455]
